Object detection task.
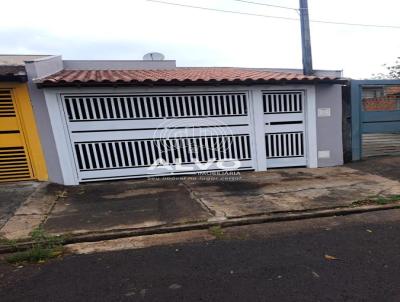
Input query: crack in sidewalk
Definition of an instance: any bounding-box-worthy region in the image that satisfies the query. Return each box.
[181,181,226,219]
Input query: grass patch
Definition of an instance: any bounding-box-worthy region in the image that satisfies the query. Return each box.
[208,226,225,239]
[352,195,400,207]
[6,246,62,264]
[374,195,400,205]
[5,227,64,264]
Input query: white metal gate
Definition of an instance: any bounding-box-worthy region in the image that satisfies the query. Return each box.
[263,91,307,168]
[58,89,311,183]
[61,92,255,182]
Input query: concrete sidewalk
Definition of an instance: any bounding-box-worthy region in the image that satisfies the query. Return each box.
[1,156,400,241]
[0,182,42,229]
[43,180,212,235]
[0,183,61,239]
[185,166,400,218]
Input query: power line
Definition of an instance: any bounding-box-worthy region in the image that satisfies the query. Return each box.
[147,0,299,22]
[146,0,400,29]
[232,0,299,11]
[307,17,400,29]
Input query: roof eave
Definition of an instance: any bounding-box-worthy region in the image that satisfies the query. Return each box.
[0,75,27,83]
[36,78,348,88]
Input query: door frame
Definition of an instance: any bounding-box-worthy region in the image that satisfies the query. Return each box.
[251,85,317,170]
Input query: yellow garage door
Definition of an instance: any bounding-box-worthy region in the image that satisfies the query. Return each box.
[0,89,33,182]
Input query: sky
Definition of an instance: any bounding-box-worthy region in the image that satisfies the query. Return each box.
[0,0,399,78]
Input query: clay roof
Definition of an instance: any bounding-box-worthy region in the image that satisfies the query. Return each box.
[36,67,344,87]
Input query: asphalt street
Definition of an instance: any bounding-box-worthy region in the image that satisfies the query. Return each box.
[1,209,400,302]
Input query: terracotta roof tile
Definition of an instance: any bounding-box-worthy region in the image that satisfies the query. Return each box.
[36,67,343,87]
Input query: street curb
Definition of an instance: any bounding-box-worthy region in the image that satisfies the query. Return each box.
[1,202,400,254]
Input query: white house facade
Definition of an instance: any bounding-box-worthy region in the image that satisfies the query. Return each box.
[26,56,345,185]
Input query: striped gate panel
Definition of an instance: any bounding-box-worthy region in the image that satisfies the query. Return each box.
[263,91,307,168]
[74,136,252,170]
[0,89,33,182]
[265,132,304,158]
[61,92,254,182]
[362,133,400,158]
[64,94,248,120]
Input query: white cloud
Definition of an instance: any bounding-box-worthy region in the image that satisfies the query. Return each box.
[0,0,399,78]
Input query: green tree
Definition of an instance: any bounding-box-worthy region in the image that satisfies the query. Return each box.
[373,57,400,79]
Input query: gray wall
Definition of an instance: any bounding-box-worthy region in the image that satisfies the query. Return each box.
[315,84,344,167]
[25,56,64,184]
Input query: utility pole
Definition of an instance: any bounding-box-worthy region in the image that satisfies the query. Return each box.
[299,0,313,75]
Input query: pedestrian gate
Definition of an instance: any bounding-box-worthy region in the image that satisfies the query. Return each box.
[264,91,306,167]
[0,85,47,182]
[0,88,34,182]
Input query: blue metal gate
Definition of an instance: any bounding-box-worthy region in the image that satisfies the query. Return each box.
[351,80,400,160]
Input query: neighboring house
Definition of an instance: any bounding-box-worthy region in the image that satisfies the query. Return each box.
[0,55,48,182]
[386,85,400,97]
[363,85,400,111]
[25,56,346,185]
